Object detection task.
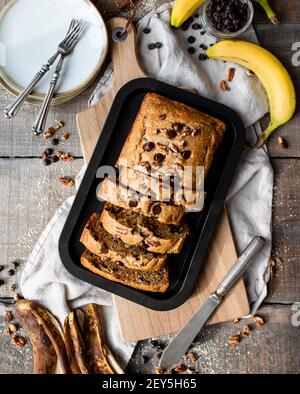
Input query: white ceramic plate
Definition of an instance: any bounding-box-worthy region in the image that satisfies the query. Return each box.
[0,0,108,104]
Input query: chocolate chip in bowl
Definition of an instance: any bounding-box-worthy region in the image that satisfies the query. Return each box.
[200,0,254,38]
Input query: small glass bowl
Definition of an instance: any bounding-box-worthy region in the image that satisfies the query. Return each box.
[200,0,254,39]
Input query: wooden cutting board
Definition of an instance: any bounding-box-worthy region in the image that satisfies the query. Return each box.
[76,17,249,342]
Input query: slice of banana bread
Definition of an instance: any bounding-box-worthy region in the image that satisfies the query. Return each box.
[80,213,167,272]
[100,203,189,254]
[98,178,185,225]
[81,250,169,293]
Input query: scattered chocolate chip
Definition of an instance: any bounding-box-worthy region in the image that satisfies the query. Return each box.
[181,150,191,160]
[101,244,109,254]
[143,142,155,151]
[0,265,4,272]
[8,269,15,276]
[153,128,161,134]
[129,200,138,208]
[45,148,54,156]
[12,261,20,269]
[152,204,162,216]
[194,13,200,18]
[278,136,288,149]
[153,153,165,163]
[166,129,177,139]
[200,31,206,35]
[43,158,51,166]
[143,27,151,34]
[188,47,195,54]
[155,42,162,49]
[157,352,162,359]
[49,155,59,163]
[199,53,208,61]
[192,23,201,30]
[199,44,208,50]
[188,36,196,43]
[52,138,60,146]
[148,43,156,50]
[0,279,5,286]
[173,123,183,132]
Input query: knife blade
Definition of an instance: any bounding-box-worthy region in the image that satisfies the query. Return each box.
[159,236,266,369]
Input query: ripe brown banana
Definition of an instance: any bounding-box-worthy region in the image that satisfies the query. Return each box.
[64,310,90,374]
[84,304,124,374]
[16,300,71,374]
[15,300,57,374]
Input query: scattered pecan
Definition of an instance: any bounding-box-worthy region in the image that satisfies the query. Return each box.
[227,67,236,82]
[61,132,70,141]
[61,153,74,162]
[12,335,26,348]
[9,283,17,292]
[155,367,165,374]
[278,136,288,149]
[58,177,75,187]
[4,327,11,336]
[252,315,265,328]
[242,324,251,336]
[174,364,187,373]
[187,352,197,363]
[220,80,230,92]
[232,318,240,325]
[43,127,56,139]
[9,324,17,333]
[5,311,13,323]
[228,333,241,347]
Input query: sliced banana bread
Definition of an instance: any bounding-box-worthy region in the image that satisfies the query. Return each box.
[100,203,189,254]
[81,250,169,293]
[98,178,185,225]
[80,213,167,272]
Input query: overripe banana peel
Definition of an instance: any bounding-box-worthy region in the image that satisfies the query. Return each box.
[206,41,296,147]
[254,0,278,25]
[15,301,57,374]
[15,300,71,374]
[171,0,205,28]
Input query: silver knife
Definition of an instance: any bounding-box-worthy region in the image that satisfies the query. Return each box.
[159,236,266,369]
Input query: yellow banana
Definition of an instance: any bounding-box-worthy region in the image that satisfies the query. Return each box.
[171,0,205,28]
[253,0,278,25]
[206,41,296,147]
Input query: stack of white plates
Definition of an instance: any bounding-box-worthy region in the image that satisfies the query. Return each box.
[0,0,108,105]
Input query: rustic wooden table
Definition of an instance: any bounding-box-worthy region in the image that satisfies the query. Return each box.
[0,0,299,374]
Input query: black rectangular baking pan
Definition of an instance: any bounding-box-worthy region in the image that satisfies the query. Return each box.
[59,78,245,311]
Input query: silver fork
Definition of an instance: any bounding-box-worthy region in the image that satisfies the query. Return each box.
[31,19,87,135]
[4,19,87,123]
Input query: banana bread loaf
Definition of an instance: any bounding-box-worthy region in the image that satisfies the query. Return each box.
[81,250,169,293]
[117,93,226,189]
[100,203,189,254]
[98,178,185,225]
[80,213,167,272]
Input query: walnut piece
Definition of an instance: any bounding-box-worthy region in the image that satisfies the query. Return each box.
[220,80,230,92]
[228,333,241,347]
[58,177,75,187]
[242,324,251,336]
[252,315,265,328]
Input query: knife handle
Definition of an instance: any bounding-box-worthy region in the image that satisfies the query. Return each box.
[215,236,266,298]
